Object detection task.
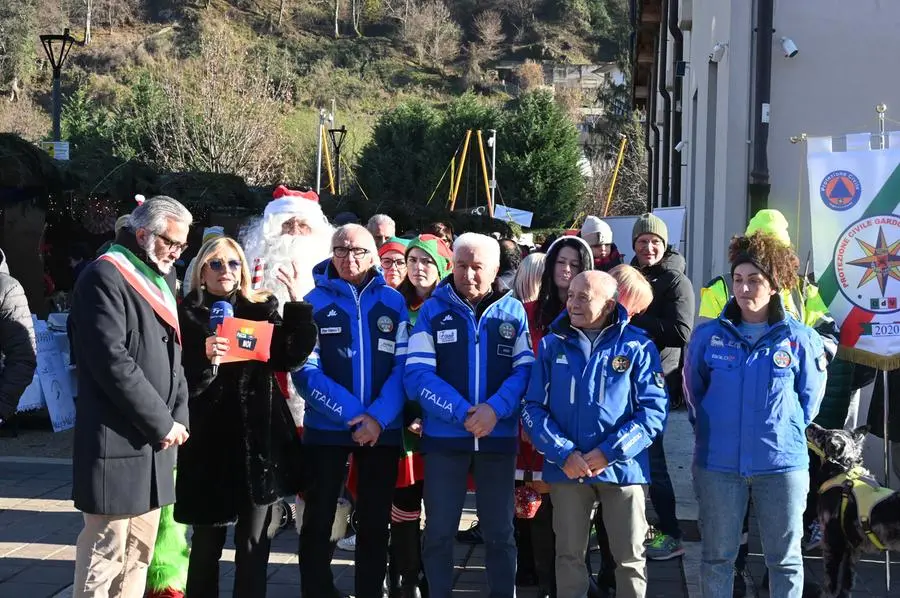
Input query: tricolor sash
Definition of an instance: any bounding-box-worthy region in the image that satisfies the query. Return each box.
[98,244,181,343]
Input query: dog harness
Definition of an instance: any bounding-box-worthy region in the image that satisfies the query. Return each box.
[818,465,894,551]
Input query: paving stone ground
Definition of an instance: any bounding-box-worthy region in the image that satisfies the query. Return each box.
[1,411,897,596]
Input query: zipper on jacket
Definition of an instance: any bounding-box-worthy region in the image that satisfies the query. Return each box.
[448,290,506,453]
[350,277,376,405]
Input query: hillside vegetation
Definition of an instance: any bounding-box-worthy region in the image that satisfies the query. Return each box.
[0,0,637,227]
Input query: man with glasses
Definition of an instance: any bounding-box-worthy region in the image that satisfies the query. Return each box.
[69,196,193,598]
[293,224,409,598]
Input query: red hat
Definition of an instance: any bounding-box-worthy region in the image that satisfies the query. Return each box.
[264,185,322,221]
[272,185,319,203]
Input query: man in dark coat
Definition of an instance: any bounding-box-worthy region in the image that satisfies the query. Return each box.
[629,213,695,562]
[69,196,192,598]
[0,248,37,433]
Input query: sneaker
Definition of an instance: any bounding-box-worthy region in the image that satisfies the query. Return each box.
[456,521,484,544]
[805,521,823,551]
[645,532,685,561]
[733,567,757,598]
[337,534,356,551]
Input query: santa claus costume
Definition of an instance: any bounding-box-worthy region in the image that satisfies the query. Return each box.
[241,185,333,431]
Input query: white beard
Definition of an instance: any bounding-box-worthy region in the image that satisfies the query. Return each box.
[240,216,332,430]
[241,217,333,314]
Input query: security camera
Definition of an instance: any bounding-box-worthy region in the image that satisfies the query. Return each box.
[674,140,688,153]
[709,42,727,63]
[781,37,798,58]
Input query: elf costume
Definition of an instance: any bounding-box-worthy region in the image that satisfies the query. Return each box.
[146,498,190,598]
[391,234,452,598]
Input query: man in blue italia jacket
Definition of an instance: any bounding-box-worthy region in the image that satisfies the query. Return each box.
[523,271,668,598]
[292,224,408,598]
[405,232,533,598]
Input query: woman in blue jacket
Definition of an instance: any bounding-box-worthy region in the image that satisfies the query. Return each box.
[683,233,827,598]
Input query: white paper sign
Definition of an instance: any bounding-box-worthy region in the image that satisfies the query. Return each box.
[493,206,534,228]
[34,320,76,432]
[16,373,45,413]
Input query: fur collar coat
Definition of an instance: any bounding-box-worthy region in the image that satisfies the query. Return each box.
[174,290,316,526]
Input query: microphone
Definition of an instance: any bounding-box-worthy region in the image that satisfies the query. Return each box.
[210,301,234,376]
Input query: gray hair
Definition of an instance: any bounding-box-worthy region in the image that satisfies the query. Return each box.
[366,214,395,232]
[129,196,193,234]
[332,223,378,255]
[453,232,500,267]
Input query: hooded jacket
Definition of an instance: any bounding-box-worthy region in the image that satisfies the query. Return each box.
[522,305,668,485]
[629,249,695,378]
[684,296,827,476]
[0,249,36,419]
[405,278,534,454]
[292,258,408,446]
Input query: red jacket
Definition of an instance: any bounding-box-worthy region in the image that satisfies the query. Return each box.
[517,300,549,479]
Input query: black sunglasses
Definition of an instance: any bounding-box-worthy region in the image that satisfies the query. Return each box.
[208,259,242,272]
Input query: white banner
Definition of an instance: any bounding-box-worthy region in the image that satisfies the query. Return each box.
[807,134,900,367]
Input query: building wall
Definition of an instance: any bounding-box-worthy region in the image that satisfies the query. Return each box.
[767,0,900,272]
[677,0,900,287]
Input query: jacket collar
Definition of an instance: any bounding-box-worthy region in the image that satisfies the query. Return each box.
[181,289,279,324]
[311,257,385,298]
[721,293,788,327]
[433,275,509,317]
[550,303,630,343]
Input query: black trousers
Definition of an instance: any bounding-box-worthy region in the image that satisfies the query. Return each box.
[186,503,275,598]
[300,443,400,598]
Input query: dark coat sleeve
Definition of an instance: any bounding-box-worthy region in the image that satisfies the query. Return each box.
[173,360,190,428]
[0,275,36,418]
[70,265,175,443]
[268,301,317,372]
[631,272,695,350]
[178,307,217,400]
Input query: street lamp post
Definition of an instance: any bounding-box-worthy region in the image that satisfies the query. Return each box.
[39,28,81,142]
[328,125,347,198]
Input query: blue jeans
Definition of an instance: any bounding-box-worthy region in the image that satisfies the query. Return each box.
[422,451,517,598]
[693,467,808,598]
[648,432,681,539]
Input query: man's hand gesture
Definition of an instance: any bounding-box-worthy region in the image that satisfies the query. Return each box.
[464,404,498,439]
[562,451,593,480]
[160,422,189,450]
[349,414,383,447]
[583,448,609,477]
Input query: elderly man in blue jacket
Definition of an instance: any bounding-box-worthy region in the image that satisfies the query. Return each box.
[405,232,534,598]
[292,223,408,598]
[523,271,668,598]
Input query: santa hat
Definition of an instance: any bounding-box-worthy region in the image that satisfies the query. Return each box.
[264,185,321,220]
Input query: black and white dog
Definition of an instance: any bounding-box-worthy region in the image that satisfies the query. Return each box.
[806,423,900,597]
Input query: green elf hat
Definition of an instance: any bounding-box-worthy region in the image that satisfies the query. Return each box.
[378,236,410,258]
[406,234,453,279]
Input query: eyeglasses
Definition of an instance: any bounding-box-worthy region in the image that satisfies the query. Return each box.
[208,259,242,272]
[333,247,371,259]
[380,258,406,270]
[156,233,189,253]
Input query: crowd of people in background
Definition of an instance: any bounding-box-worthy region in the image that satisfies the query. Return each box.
[0,187,887,598]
